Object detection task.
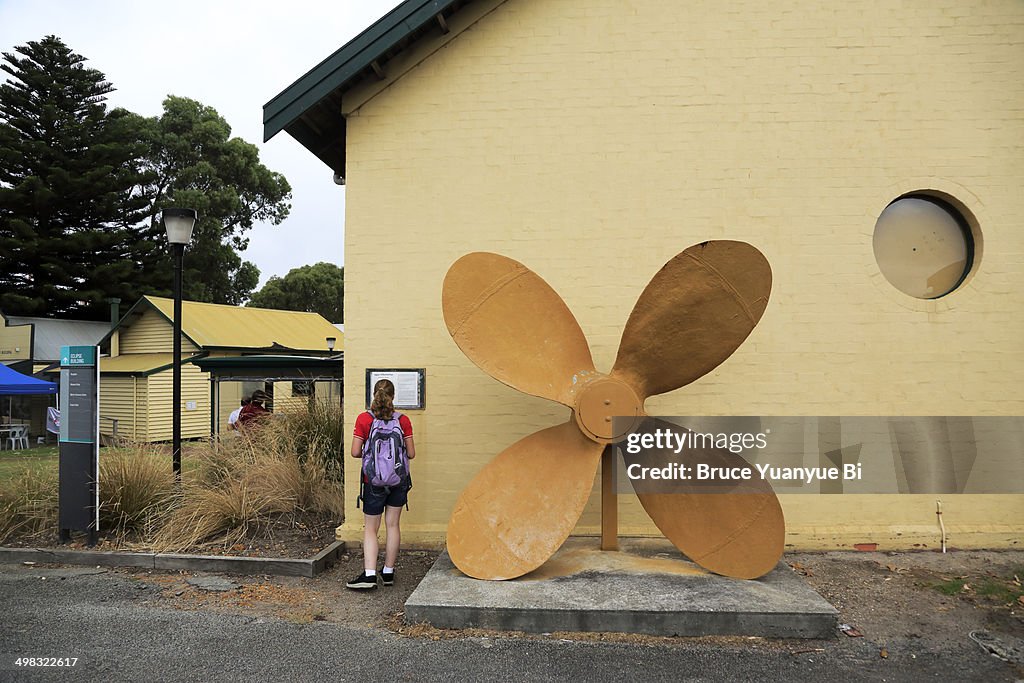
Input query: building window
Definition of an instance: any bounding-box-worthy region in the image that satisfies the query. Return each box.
[872,194,976,299]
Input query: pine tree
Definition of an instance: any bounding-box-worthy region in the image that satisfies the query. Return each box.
[0,36,150,318]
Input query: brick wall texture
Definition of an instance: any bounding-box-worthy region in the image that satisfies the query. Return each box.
[339,0,1024,547]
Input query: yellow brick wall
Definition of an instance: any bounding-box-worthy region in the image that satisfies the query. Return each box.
[340,0,1024,548]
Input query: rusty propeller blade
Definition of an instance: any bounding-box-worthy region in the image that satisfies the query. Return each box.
[623,417,785,579]
[447,421,605,580]
[611,241,771,399]
[442,246,780,581]
[442,252,596,407]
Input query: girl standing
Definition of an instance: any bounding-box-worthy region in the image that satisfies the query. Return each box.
[346,379,415,589]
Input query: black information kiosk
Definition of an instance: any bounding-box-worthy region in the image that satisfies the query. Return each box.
[58,345,100,544]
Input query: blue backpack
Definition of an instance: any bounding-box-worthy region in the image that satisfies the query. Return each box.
[361,413,410,489]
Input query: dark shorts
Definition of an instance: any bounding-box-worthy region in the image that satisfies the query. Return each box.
[361,481,410,516]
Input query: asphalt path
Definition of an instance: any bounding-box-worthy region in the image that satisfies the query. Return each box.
[0,565,1016,682]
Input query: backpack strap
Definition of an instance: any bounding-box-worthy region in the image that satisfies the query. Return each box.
[356,412,374,508]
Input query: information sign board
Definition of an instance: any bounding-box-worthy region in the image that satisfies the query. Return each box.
[58,345,99,541]
[365,369,426,410]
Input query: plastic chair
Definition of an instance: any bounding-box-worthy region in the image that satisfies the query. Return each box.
[7,425,29,450]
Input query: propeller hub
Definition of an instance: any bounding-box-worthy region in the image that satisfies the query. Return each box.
[572,375,642,444]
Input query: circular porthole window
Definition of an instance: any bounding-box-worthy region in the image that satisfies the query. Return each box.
[872,195,976,299]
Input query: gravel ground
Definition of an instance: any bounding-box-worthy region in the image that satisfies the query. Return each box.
[790,549,1024,674]
[1,548,1022,681]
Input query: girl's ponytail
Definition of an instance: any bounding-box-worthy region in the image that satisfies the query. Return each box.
[370,379,396,420]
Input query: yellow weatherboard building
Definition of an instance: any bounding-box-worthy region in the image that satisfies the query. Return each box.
[266,0,1024,550]
[99,296,342,442]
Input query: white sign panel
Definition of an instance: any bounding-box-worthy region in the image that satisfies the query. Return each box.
[366,369,425,410]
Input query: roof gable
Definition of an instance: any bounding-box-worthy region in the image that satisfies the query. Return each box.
[263,0,474,174]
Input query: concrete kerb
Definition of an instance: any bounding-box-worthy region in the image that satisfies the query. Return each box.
[0,541,346,578]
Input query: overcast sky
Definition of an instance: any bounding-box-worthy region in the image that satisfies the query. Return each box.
[0,0,403,288]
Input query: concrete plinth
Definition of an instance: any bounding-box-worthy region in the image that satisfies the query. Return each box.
[405,538,837,639]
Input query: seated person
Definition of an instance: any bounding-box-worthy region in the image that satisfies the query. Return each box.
[237,390,271,427]
[227,397,250,430]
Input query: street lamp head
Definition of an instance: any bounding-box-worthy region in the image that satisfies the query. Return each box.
[326,336,336,352]
[162,208,197,245]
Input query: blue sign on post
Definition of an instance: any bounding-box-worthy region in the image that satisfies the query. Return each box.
[59,346,98,444]
[60,346,96,367]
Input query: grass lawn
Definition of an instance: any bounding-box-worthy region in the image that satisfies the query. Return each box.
[0,443,207,483]
[0,444,58,481]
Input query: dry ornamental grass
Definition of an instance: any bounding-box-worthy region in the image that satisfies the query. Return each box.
[0,467,59,544]
[0,403,344,553]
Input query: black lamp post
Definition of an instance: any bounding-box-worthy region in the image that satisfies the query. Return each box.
[162,208,197,479]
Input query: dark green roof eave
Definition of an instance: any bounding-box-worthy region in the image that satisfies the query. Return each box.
[193,355,342,368]
[262,0,466,173]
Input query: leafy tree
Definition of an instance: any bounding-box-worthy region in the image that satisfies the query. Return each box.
[0,36,151,318]
[0,36,292,316]
[248,262,344,322]
[125,96,292,305]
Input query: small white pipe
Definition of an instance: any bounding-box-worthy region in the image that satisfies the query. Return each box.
[936,500,946,553]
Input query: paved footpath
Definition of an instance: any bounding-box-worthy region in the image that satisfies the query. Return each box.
[0,564,1016,682]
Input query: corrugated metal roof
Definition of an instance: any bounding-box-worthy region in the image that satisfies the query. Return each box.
[5,316,110,361]
[99,353,202,375]
[143,297,343,352]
